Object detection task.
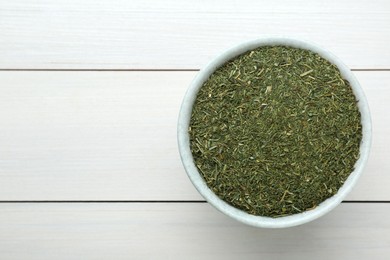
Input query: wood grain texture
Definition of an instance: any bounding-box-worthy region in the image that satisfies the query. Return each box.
[0,71,387,201]
[0,203,389,259]
[1,0,390,69]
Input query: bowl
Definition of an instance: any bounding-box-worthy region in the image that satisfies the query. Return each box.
[177,37,372,228]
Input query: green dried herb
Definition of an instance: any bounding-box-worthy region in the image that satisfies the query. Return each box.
[189,46,362,217]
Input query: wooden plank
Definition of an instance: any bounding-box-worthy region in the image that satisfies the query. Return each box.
[351,71,389,200]
[0,203,388,259]
[0,0,390,69]
[0,71,388,200]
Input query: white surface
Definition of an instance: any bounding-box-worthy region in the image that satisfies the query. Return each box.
[0,0,389,258]
[0,0,390,69]
[0,71,387,201]
[0,203,389,259]
[178,37,371,228]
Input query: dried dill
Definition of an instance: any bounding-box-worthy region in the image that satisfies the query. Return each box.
[189,46,362,217]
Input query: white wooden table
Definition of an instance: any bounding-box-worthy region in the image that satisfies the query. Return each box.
[1,1,389,259]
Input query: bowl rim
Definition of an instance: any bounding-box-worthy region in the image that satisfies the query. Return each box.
[177,36,372,228]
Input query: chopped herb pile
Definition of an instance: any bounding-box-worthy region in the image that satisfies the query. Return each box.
[189,46,362,217]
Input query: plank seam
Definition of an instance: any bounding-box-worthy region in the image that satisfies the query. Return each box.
[0,200,388,203]
[0,69,389,72]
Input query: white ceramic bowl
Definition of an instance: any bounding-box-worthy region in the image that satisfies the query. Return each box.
[177,37,372,228]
